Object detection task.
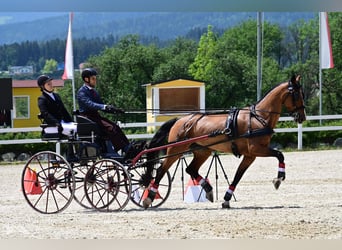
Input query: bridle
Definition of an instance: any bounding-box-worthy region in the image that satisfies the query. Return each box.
[250,79,306,125]
[284,80,306,119]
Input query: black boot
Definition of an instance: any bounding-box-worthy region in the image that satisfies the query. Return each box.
[123,140,147,161]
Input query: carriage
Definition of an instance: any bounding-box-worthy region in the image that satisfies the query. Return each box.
[21,113,172,214]
[21,75,306,213]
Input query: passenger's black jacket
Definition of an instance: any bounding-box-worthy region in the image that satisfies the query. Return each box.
[37,92,72,125]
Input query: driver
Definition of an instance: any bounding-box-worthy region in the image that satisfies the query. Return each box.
[77,67,141,159]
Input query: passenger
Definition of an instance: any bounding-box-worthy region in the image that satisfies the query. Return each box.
[37,75,77,136]
[77,68,142,159]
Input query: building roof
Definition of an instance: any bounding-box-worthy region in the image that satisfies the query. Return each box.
[142,78,205,87]
[12,79,65,88]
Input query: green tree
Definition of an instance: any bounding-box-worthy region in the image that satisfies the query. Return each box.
[152,37,197,82]
[284,13,342,115]
[41,59,57,74]
[55,16,342,118]
[87,35,163,122]
[188,25,217,81]
[189,21,284,109]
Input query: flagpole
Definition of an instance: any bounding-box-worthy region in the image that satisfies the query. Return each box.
[257,12,263,101]
[72,73,76,112]
[319,12,323,124]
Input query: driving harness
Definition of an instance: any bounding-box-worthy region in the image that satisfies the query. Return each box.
[180,107,274,158]
[223,106,274,157]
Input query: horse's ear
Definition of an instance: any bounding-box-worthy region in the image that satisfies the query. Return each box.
[290,75,301,84]
[290,75,296,84]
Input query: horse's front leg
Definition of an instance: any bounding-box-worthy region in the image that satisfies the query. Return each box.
[222,155,256,208]
[222,147,286,208]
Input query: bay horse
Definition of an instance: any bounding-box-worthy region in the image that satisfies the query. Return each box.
[142,75,306,209]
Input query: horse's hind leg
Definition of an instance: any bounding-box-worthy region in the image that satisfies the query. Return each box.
[142,148,183,209]
[222,155,256,208]
[185,149,213,202]
[270,148,286,190]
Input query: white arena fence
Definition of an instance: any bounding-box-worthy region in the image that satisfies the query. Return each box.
[0,115,342,150]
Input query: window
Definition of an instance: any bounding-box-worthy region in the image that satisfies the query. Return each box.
[13,96,29,119]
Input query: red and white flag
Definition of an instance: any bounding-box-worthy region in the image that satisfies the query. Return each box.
[320,12,334,69]
[62,13,74,79]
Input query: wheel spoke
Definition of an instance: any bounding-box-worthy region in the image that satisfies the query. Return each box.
[21,151,75,214]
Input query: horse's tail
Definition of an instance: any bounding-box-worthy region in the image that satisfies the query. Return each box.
[148,117,178,149]
[143,118,178,185]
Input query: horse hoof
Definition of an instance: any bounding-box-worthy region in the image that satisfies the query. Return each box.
[272,178,282,190]
[142,198,152,209]
[206,191,214,202]
[222,201,230,209]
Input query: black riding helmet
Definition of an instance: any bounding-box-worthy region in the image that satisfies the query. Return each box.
[37,75,53,90]
[81,68,97,83]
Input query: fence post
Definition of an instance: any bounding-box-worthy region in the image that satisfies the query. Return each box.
[56,142,61,154]
[297,123,303,150]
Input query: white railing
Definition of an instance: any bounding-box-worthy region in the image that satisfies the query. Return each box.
[1,115,342,150]
[276,115,342,149]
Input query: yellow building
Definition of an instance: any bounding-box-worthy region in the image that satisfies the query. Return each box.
[144,79,205,133]
[11,79,65,128]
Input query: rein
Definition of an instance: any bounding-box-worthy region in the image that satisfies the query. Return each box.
[131,114,274,169]
[131,121,274,169]
[204,108,281,116]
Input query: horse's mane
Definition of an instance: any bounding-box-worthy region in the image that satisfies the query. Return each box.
[255,75,299,106]
[188,82,284,115]
[253,81,286,106]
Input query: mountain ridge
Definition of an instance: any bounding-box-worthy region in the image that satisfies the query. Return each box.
[0,12,316,45]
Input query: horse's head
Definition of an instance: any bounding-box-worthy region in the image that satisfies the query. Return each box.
[283,75,306,123]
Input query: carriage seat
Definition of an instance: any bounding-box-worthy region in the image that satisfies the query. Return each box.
[40,124,67,140]
[38,114,77,141]
[75,114,124,162]
[38,112,102,141]
[75,115,103,140]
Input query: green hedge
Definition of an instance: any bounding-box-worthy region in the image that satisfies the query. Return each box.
[272,120,342,149]
[0,132,54,157]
